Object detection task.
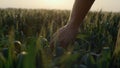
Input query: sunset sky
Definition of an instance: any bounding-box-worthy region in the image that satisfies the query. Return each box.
[0,0,120,12]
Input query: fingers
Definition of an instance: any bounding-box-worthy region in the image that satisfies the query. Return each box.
[50,38,68,51]
[49,40,54,52]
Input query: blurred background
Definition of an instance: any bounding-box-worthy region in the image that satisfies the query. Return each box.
[0,0,120,12]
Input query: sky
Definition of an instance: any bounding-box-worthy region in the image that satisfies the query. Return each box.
[0,0,120,12]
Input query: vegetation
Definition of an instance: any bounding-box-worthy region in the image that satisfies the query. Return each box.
[0,8,120,68]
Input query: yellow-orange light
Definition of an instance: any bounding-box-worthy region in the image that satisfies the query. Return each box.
[44,0,64,6]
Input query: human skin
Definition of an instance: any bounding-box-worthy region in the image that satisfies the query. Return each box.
[50,0,95,50]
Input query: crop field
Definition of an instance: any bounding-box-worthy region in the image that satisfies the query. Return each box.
[0,8,120,68]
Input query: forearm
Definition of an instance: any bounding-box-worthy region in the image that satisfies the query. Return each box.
[68,0,95,28]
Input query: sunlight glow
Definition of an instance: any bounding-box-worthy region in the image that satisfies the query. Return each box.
[0,0,119,12]
[42,0,67,9]
[44,0,64,5]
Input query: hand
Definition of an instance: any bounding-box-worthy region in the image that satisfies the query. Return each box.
[50,24,78,50]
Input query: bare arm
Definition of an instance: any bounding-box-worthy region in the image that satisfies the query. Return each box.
[50,0,95,49]
[68,0,95,28]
